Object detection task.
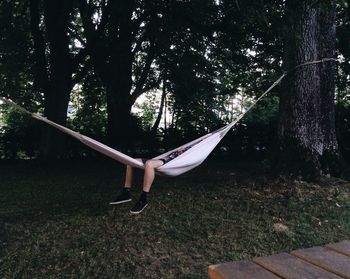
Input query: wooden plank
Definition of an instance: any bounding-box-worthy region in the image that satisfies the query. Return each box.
[253,252,342,279]
[291,246,350,279]
[326,240,350,257]
[208,260,281,279]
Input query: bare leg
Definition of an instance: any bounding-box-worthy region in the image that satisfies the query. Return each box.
[129,159,163,214]
[111,161,143,205]
[124,159,143,188]
[143,159,164,192]
[124,165,134,188]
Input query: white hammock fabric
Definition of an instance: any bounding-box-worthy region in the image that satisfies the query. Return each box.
[0,73,285,177]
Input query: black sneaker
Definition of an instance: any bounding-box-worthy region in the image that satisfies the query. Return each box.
[109,189,131,205]
[130,198,148,214]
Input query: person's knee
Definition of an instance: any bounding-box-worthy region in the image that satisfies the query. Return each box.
[144,160,155,170]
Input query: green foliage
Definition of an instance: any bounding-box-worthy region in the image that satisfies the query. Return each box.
[245,96,280,125]
[337,102,350,162]
[338,0,348,8]
[137,103,156,130]
[0,0,44,159]
[0,107,41,159]
[69,73,107,137]
[337,2,350,109]
[133,92,160,131]
[0,1,33,98]
[220,96,280,160]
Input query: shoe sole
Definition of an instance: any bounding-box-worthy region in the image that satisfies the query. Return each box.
[109,199,132,205]
[130,204,148,215]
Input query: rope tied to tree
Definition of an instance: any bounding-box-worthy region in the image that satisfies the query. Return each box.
[285,57,338,74]
[227,57,338,130]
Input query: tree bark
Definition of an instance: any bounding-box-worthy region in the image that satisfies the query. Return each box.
[277,0,343,179]
[29,0,49,94]
[42,0,73,159]
[104,0,134,148]
[318,0,340,174]
[30,0,73,160]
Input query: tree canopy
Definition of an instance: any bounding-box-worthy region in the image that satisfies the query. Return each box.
[0,0,349,177]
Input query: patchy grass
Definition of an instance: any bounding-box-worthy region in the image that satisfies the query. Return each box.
[0,158,350,278]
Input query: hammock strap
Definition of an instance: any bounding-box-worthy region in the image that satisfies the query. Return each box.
[225,72,287,131]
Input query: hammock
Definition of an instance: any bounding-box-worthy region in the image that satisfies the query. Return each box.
[0,58,334,177]
[0,73,286,176]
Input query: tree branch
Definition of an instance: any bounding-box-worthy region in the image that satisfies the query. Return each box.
[131,37,157,103]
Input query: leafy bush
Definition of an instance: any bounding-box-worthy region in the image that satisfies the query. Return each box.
[0,108,41,159]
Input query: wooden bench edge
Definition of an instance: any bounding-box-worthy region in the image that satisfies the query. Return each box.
[208,264,225,279]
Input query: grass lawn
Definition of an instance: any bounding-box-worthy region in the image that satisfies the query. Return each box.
[1,158,350,278]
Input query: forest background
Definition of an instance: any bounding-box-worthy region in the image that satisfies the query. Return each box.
[0,0,349,177]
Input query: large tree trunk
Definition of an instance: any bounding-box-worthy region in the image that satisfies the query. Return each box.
[29,0,49,95]
[105,85,133,148]
[30,0,73,160]
[106,0,134,148]
[277,0,341,179]
[79,0,135,149]
[318,1,340,174]
[41,0,73,160]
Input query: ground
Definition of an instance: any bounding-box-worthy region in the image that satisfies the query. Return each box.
[1,158,350,278]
